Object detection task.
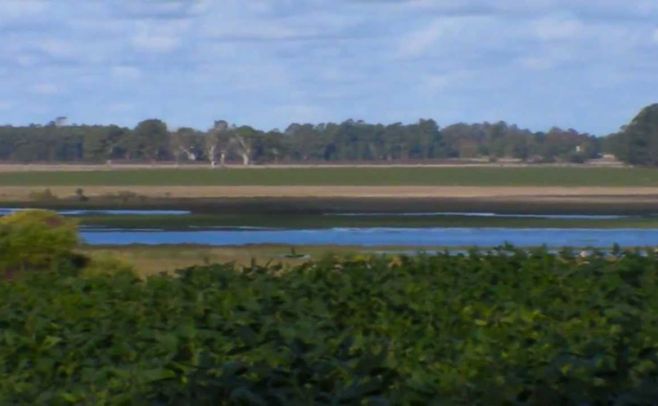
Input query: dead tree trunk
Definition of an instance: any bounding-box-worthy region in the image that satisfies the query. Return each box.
[209,145,217,168]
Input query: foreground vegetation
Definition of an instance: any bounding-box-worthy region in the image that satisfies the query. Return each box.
[5,247,658,403]
[3,166,658,187]
[5,210,658,403]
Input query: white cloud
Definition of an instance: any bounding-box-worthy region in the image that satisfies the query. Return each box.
[29,83,60,95]
[113,1,211,20]
[132,22,185,53]
[637,1,658,14]
[396,15,495,59]
[16,54,39,67]
[202,22,301,41]
[132,34,180,53]
[397,20,447,58]
[425,73,459,91]
[37,39,76,58]
[272,104,327,123]
[517,45,576,70]
[519,56,556,70]
[108,102,136,112]
[533,15,583,41]
[0,0,655,134]
[111,66,142,80]
[0,0,47,21]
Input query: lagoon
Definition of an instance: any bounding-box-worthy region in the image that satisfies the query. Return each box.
[81,227,657,248]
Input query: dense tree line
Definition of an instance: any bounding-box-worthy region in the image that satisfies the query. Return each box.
[1,104,656,165]
[604,104,658,166]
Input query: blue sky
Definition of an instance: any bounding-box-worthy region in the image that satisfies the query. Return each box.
[0,0,656,135]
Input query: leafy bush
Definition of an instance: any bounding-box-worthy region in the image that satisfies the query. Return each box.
[3,249,658,403]
[0,210,79,277]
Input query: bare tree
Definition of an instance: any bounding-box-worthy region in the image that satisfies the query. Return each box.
[206,120,230,168]
[232,134,252,166]
[171,128,200,164]
[206,133,219,167]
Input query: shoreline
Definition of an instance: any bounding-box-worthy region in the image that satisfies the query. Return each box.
[5,185,658,199]
[4,188,658,215]
[80,243,644,277]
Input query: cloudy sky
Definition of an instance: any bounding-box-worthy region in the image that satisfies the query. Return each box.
[0,0,656,134]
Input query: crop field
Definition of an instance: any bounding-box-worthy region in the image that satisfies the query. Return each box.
[1,166,658,187]
[4,249,658,403]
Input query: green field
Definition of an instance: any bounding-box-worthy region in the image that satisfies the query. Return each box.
[2,166,658,186]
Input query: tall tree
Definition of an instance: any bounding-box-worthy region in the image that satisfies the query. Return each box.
[134,119,169,162]
[171,127,203,164]
[615,104,658,166]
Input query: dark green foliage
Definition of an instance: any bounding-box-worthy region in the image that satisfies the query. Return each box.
[442,122,600,162]
[0,124,129,163]
[0,115,603,164]
[23,103,658,164]
[133,119,170,161]
[0,210,79,278]
[614,104,658,166]
[3,249,658,403]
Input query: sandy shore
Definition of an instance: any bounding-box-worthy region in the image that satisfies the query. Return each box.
[3,185,658,201]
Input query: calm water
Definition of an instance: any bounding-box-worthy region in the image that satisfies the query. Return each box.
[4,207,656,248]
[326,212,627,220]
[0,208,638,220]
[0,208,190,216]
[81,227,658,248]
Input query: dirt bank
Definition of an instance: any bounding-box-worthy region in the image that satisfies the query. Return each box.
[2,185,658,199]
[3,185,658,215]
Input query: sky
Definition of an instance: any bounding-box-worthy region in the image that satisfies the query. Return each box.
[0,0,656,135]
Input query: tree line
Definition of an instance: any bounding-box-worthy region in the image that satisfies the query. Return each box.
[0,103,656,165]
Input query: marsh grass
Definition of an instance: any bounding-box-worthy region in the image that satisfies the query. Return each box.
[2,166,658,187]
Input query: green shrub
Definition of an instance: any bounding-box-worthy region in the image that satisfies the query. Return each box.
[3,249,658,403]
[0,210,78,277]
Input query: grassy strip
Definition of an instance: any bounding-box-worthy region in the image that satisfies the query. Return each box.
[2,166,658,186]
[77,213,658,230]
[81,245,359,276]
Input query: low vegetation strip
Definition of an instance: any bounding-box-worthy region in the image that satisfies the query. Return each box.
[2,166,658,187]
[8,185,658,201]
[3,248,658,403]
